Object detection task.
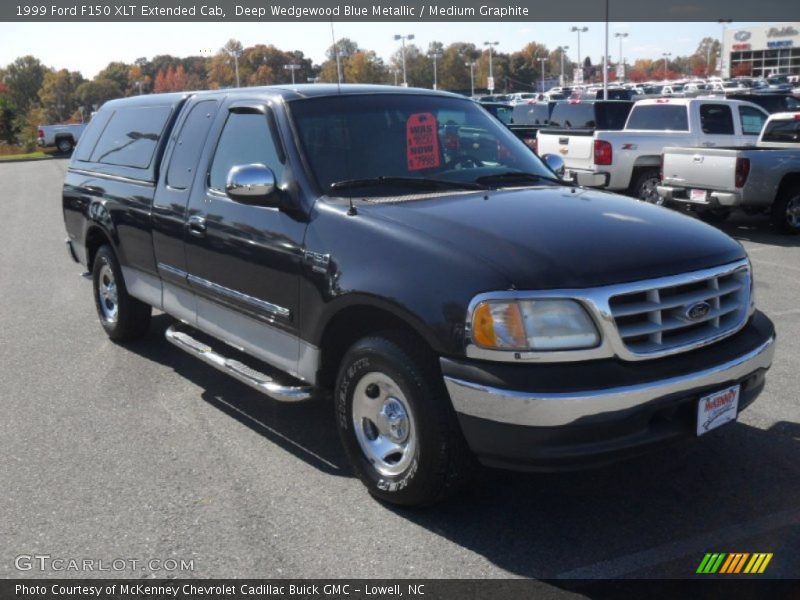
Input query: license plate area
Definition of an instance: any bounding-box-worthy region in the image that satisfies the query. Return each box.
[697,384,740,436]
[688,188,709,204]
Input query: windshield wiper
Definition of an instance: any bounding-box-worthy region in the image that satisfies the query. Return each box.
[474,171,564,188]
[329,176,485,192]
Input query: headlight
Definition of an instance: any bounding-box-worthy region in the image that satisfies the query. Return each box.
[471,298,600,351]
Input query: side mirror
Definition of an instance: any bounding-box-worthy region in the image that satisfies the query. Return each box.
[541,153,566,178]
[225,163,279,207]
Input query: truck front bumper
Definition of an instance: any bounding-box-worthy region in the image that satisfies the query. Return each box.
[442,311,775,471]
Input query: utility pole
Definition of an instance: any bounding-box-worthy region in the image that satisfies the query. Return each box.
[570,26,588,83]
[465,61,476,97]
[484,41,499,93]
[718,19,732,77]
[537,56,547,92]
[662,52,672,80]
[615,32,628,82]
[559,46,569,87]
[394,33,415,86]
[429,48,443,90]
[226,49,241,87]
[284,64,300,85]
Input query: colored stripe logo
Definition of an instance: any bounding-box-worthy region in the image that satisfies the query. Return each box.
[697,553,773,574]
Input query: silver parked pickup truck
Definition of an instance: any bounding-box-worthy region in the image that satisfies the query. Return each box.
[658,112,800,233]
[37,122,87,153]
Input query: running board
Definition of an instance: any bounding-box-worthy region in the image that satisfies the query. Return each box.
[165,324,313,402]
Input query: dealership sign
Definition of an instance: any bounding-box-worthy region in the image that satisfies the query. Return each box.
[767,26,798,38]
[767,40,793,48]
[732,43,751,50]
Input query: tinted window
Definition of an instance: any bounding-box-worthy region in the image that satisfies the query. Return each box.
[548,103,596,128]
[596,102,633,130]
[761,119,800,144]
[90,106,172,168]
[511,103,551,125]
[626,105,688,131]
[699,104,734,135]
[73,110,113,162]
[208,111,284,192]
[166,100,219,190]
[739,106,767,136]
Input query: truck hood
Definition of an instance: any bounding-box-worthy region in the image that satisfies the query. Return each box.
[360,186,746,289]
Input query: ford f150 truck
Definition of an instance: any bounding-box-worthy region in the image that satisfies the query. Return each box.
[657,112,800,233]
[63,85,775,507]
[38,122,87,153]
[540,98,770,202]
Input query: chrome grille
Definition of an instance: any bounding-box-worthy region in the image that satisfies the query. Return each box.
[609,265,750,356]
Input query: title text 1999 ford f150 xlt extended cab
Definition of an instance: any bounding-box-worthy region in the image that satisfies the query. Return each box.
[63,85,775,506]
[657,112,800,233]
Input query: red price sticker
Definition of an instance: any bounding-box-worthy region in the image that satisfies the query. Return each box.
[406,112,440,171]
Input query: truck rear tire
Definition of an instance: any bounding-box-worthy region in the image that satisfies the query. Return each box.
[334,333,473,507]
[631,168,662,204]
[56,137,74,154]
[92,245,151,341]
[771,186,800,235]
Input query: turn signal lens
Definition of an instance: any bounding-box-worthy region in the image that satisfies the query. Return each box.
[471,301,527,349]
[471,302,497,347]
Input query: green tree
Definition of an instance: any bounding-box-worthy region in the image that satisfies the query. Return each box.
[3,55,47,114]
[96,62,131,94]
[39,69,84,122]
[75,78,122,111]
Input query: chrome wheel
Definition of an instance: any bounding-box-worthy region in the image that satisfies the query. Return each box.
[638,176,662,204]
[352,372,417,477]
[786,196,800,230]
[97,264,118,323]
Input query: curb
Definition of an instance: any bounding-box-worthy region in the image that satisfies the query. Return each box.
[0,155,63,164]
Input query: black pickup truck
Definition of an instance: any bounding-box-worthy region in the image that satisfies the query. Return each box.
[63,85,775,507]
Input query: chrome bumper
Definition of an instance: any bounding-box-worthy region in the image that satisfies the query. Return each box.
[444,335,775,428]
[657,185,741,207]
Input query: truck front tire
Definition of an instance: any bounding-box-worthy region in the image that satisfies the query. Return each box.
[334,333,473,507]
[772,186,800,235]
[92,245,151,341]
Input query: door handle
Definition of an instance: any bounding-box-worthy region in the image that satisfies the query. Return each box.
[187,215,207,237]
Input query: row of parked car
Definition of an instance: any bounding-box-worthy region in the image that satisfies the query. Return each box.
[483,92,800,233]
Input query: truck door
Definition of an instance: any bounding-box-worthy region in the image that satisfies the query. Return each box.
[696,103,738,147]
[153,97,221,324]
[183,100,309,380]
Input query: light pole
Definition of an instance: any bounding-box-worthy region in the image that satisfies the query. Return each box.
[394,34,415,86]
[718,19,732,77]
[570,26,588,82]
[537,56,547,92]
[615,32,628,82]
[226,49,241,87]
[559,46,569,87]
[429,49,442,90]
[662,52,672,81]
[284,64,300,85]
[465,61,476,97]
[484,41,499,93]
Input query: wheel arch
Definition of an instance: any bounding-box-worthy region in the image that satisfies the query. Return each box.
[84,225,114,272]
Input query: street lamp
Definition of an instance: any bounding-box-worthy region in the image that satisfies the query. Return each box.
[570,26,588,82]
[284,64,300,85]
[537,56,547,92]
[718,19,732,77]
[484,41,499,93]
[662,52,672,81]
[559,46,569,87]
[465,61,476,97]
[615,32,629,82]
[394,34,415,86]
[429,49,443,90]
[226,49,241,87]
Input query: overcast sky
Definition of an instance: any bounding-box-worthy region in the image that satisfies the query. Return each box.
[0,21,764,77]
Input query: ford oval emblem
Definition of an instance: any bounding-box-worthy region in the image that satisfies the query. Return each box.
[685,301,711,321]
[734,30,752,41]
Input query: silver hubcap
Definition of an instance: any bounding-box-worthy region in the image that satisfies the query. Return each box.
[97,264,119,323]
[639,177,662,204]
[786,196,800,229]
[352,372,416,477]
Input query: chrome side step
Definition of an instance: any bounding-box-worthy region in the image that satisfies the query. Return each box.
[165,324,313,402]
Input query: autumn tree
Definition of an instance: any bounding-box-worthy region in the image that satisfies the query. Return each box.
[39,69,84,122]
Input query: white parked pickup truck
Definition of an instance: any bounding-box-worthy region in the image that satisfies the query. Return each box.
[538,98,769,202]
[658,112,800,233]
[37,122,87,154]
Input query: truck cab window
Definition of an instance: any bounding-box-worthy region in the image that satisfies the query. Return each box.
[208,111,284,192]
[739,106,767,136]
[699,104,734,135]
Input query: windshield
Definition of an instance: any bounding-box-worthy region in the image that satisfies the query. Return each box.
[289,93,555,195]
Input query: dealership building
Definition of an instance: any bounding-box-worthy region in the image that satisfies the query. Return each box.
[722,23,800,78]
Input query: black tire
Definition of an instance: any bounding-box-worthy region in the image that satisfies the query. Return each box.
[335,333,473,507]
[55,137,74,154]
[92,245,151,341]
[771,186,800,235]
[696,208,731,224]
[630,168,662,204]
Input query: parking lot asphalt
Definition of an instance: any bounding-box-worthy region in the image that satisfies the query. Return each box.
[1,158,798,584]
